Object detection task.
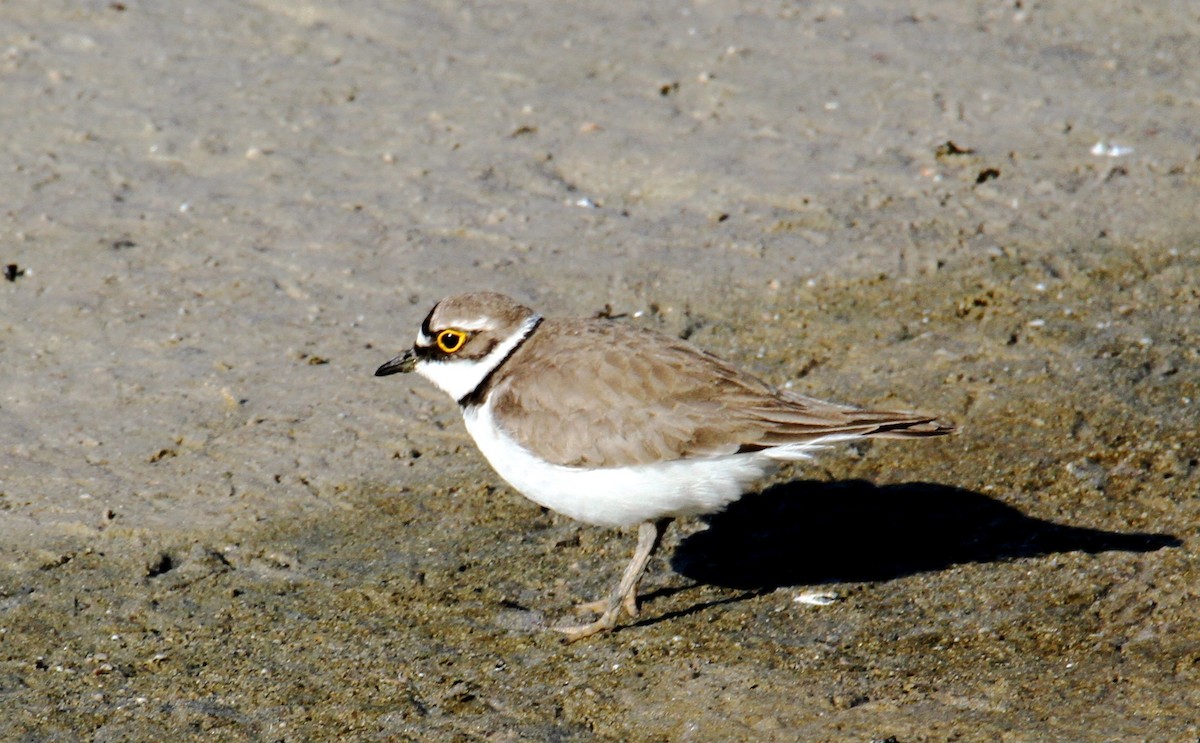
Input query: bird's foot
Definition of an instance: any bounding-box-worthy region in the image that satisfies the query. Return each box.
[571,591,638,619]
[553,605,622,642]
[557,588,638,641]
[552,519,671,642]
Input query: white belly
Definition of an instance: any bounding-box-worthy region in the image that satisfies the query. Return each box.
[462,403,780,527]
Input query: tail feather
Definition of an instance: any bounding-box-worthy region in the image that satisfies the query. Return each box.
[747,407,956,453]
[865,416,957,438]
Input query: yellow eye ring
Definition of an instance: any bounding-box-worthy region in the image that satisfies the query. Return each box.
[436,329,468,354]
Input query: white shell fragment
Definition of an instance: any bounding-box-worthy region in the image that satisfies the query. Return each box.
[794,591,841,606]
[1090,141,1133,157]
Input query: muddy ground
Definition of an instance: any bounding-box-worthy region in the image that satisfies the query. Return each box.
[2,1,1198,740]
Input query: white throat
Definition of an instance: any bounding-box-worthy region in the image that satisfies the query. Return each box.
[414,314,541,402]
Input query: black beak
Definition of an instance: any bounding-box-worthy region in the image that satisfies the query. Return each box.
[375,348,417,376]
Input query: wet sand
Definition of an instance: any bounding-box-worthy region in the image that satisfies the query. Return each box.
[2,1,1198,740]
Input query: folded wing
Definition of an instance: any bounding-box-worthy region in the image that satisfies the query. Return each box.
[489,319,954,468]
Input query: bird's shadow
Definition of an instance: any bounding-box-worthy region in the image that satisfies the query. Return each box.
[667,479,1181,591]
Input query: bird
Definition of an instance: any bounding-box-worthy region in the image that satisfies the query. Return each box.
[375,292,955,640]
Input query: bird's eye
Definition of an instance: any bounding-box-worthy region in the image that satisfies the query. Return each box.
[436,329,468,353]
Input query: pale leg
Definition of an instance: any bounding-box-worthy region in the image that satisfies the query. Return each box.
[555,518,671,642]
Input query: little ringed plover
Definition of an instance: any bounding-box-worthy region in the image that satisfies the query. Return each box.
[376,292,954,640]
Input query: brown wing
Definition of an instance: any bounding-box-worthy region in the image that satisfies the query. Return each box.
[487,318,952,468]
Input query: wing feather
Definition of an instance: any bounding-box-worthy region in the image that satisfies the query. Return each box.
[486,318,952,467]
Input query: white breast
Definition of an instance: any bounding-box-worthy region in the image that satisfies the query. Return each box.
[462,400,783,527]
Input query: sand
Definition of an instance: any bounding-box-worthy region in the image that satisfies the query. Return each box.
[2,1,1197,739]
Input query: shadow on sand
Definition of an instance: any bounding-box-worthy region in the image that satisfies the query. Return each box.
[668,479,1181,590]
